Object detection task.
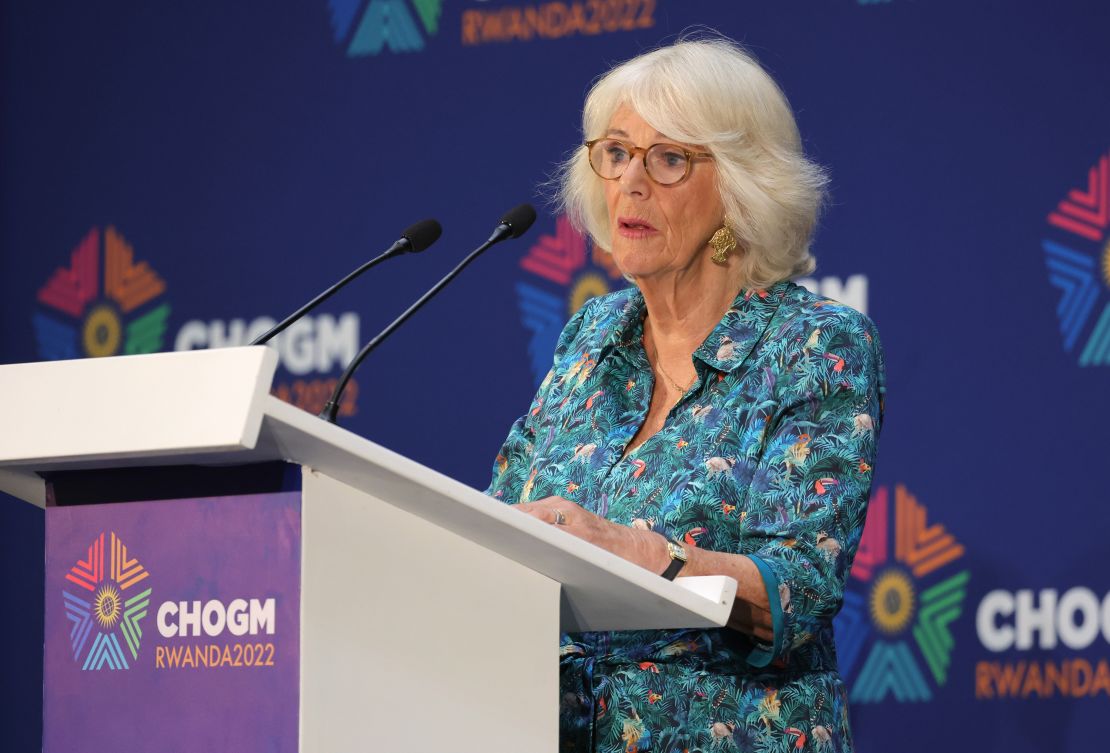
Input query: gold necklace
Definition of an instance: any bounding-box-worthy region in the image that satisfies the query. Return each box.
[648,341,697,393]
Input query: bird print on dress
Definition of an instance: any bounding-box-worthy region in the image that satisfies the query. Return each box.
[488,281,885,753]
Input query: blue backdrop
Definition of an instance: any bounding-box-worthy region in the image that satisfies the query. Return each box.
[3,1,1108,750]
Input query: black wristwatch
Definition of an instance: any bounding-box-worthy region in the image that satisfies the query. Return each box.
[661,539,688,581]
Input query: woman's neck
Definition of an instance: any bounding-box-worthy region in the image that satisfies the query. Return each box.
[638,267,743,357]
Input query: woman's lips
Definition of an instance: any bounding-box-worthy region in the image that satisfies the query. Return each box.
[617,216,658,238]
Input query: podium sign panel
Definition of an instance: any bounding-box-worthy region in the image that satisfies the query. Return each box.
[44,492,302,753]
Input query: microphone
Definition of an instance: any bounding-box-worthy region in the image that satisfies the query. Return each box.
[486,203,538,242]
[250,219,442,346]
[319,203,537,423]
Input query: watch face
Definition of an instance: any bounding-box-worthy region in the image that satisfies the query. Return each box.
[667,541,687,563]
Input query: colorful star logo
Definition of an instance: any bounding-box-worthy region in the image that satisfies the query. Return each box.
[515,214,628,386]
[33,226,170,361]
[835,485,969,702]
[1042,151,1110,366]
[62,532,152,671]
[328,0,442,56]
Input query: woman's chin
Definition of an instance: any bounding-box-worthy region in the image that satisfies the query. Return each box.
[611,248,664,280]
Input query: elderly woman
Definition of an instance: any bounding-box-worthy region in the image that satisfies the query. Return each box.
[488,37,884,753]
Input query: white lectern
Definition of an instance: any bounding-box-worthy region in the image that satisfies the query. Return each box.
[0,348,735,753]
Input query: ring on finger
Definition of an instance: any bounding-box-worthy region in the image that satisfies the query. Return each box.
[552,509,567,526]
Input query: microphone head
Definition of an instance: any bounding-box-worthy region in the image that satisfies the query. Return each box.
[499,203,537,239]
[401,219,442,252]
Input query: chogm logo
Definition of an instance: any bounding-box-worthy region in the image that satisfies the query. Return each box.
[328,0,442,56]
[515,214,627,385]
[34,226,170,361]
[833,485,970,702]
[1042,150,1110,366]
[974,586,1110,699]
[62,532,152,671]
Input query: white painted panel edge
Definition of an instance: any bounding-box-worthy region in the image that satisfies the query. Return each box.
[0,347,277,466]
[674,575,734,605]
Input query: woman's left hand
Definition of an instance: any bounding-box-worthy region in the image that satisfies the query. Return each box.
[514,496,667,570]
[515,496,615,547]
[514,496,773,638]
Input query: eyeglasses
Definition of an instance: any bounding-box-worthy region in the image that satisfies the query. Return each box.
[585,138,713,186]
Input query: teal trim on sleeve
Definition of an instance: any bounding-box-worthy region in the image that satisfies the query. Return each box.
[746,555,784,668]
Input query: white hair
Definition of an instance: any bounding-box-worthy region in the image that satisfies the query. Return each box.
[557,36,829,287]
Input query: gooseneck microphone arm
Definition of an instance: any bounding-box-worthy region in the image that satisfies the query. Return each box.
[249,251,394,346]
[250,219,442,346]
[319,203,537,424]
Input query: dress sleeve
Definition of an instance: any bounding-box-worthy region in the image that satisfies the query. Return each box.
[742,312,886,666]
[485,300,595,504]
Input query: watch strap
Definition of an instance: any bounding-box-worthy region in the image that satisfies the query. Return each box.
[661,540,687,581]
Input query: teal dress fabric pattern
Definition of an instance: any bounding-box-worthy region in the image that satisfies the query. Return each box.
[487,280,885,753]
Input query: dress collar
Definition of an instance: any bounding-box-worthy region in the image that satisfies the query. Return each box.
[592,281,791,373]
[693,281,791,373]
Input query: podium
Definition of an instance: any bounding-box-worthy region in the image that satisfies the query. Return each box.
[0,348,736,753]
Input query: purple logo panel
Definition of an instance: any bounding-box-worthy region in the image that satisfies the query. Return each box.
[44,492,301,753]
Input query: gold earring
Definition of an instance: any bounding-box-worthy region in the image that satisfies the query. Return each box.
[709,226,737,264]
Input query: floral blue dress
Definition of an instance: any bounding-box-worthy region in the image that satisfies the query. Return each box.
[487,280,885,753]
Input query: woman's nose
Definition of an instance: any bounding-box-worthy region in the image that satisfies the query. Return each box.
[619,154,651,196]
